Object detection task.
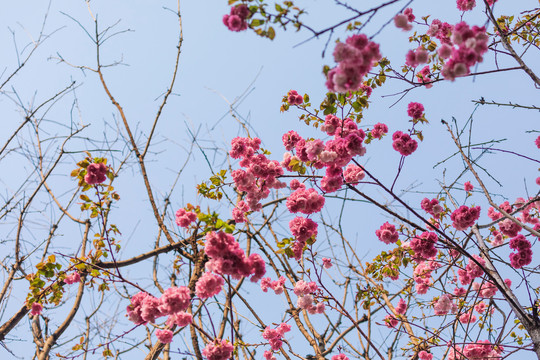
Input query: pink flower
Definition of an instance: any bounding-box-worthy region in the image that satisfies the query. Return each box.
[392,131,418,156]
[156,329,173,344]
[159,286,191,316]
[410,232,438,259]
[509,234,532,268]
[456,0,476,11]
[407,102,424,120]
[196,272,224,299]
[535,135,540,149]
[286,188,325,214]
[394,9,414,31]
[326,34,381,92]
[418,351,433,360]
[371,123,388,139]
[499,218,522,237]
[263,323,291,350]
[322,258,332,269]
[450,205,481,230]
[406,48,429,67]
[167,311,193,327]
[395,299,407,314]
[204,231,266,282]
[85,163,107,185]
[287,90,304,105]
[202,339,234,360]
[434,294,453,315]
[332,354,349,360]
[474,301,486,313]
[384,314,399,328]
[260,276,287,294]
[175,208,197,228]
[459,311,477,323]
[343,164,365,185]
[375,222,399,244]
[222,5,249,32]
[64,272,81,285]
[31,302,43,316]
[464,181,474,192]
[232,200,250,223]
[421,198,444,217]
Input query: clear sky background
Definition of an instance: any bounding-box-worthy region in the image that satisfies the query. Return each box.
[0,0,538,358]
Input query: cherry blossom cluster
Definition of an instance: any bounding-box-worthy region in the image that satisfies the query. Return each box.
[449,341,502,360]
[262,323,291,351]
[418,351,433,360]
[370,123,389,139]
[416,66,433,88]
[203,339,234,360]
[286,187,325,214]
[410,231,438,259]
[175,208,197,228]
[195,272,224,299]
[490,230,504,246]
[85,163,107,185]
[375,222,399,244]
[439,22,489,81]
[395,299,407,314]
[459,310,477,324]
[427,19,453,44]
[204,231,266,282]
[126,287,193,343]
[287,90,304,105]
[509,234,533,268]
[30,302,43,316]
[434,294,456,315]
[343,164,365,185]
[230,137,286,213]
[394,8,415,31]
[405,47,429,68]
[472,280,498,298]
[260,276,286,294]
[222,4,250,32]
[64,272,81,285]
[282,116,370,193]
[464,181,474,192]
[457,254,485,285]
[421,198,444,217]
[407,102,425,120]
[456,0,496,12]
[450,205,481,230]
[294,280,325,314]
[384,314,399,328]
[289,216,318,259]
[326,34,382,93]
[413,259,441,294]
[392,131,418,156]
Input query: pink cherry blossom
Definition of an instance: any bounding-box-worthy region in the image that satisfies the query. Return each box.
[450,205,481,230]
[156,329,173,344]
[64,272,81,285]
[31,302,43,316]
[85,163,107,185]
[392,131,418,156]
[375,222,399,244]
[196,272,224,299]
[287,90,303,105]
[202,339,234,360]
[175,208,197,228]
